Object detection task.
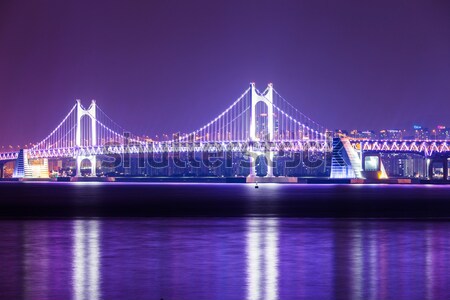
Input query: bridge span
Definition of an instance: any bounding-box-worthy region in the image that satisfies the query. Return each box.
[0,83,449,181]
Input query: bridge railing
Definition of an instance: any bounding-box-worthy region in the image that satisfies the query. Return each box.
[22,139,333,159]
[348,139,450,156]
[0,151,19,161]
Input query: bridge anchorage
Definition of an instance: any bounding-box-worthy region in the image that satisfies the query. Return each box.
[1,82,449,181]
[329,139,450,181]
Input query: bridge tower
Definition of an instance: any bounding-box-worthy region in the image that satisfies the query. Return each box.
[76,100,97,177]
[249,83,275,177]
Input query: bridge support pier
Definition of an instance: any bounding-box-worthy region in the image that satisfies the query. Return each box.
[248,145,256,177]
[266,151,274,177]
[428,156,449,180]
[445,158,449,181]
[76,156,97,177]
[248,150,274,177]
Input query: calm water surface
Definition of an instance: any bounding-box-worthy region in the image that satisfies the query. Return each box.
[1,218,449,300]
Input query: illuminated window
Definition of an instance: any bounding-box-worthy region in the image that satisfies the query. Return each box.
[364,156,379,171]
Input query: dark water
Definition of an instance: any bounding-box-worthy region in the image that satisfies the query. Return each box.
[2,182,450,218]
[1,183,450,300]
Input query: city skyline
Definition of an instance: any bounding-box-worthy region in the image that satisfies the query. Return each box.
[1,0,450,147]
[2,117,450,149]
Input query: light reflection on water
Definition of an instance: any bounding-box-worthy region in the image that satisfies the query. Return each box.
[350,222,363,300]
[368,227,377,300]
[0,218,449,300]
[73,220,100,300]
[23,222,50,300]
[246,218,278,300]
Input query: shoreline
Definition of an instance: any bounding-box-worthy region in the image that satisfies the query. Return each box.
[0,176,449,184]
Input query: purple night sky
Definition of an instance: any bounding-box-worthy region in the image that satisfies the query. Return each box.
[0,0,449,147]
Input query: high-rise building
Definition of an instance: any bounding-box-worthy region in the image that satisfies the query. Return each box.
[380,129,402,140]
[436,125,449,140]
[413,126,430,140]
[360,130,377,139]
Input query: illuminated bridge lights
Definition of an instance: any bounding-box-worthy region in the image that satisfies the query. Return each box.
[350,140,450,156]
[1,83,450,179]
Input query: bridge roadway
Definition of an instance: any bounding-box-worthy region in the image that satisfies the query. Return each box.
[349,139,450,181]
[0,140,332,161]
[1,138,449,180]
[3,139,450,162]
[349,139,450,156]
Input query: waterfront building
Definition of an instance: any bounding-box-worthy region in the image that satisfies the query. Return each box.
[379,129,403,140]
[380,153,427,178]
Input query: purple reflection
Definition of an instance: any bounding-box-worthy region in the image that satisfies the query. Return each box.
[0,219,449,300]
[277,219,334,299]
[23,222,50,300]
[246,218,279,300]
[72,220,101,300]
[426,223,450,300]
[350,222,363,300]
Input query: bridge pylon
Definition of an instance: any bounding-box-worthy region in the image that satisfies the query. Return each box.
[250,82,274,142]
[76,99,97,147]
[248,83,275,177]
[75,100,97,177]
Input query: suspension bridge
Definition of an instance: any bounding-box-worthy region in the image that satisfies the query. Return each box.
[0,83,449,180]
